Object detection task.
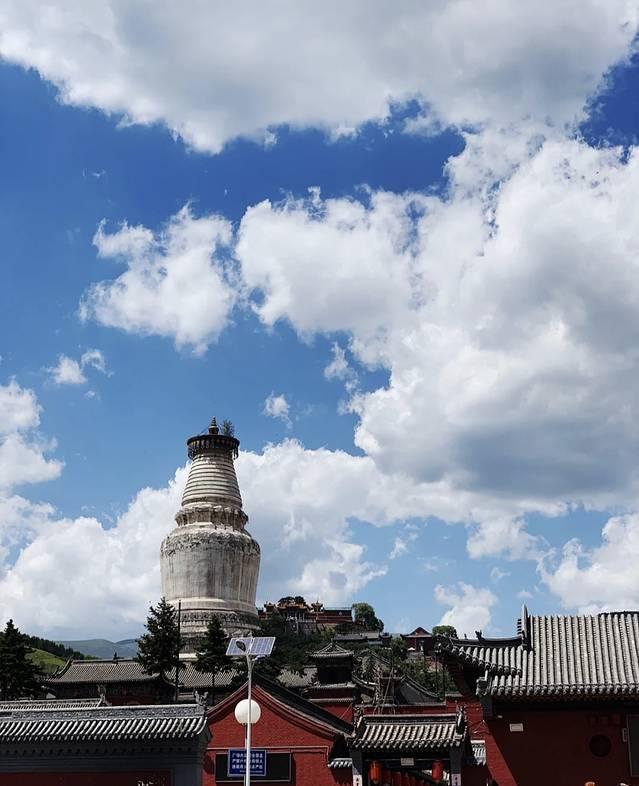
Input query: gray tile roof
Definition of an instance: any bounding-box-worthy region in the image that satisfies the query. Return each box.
[170,663,238,690]
[437,610,639,699]
[328,757,352,769]
[279,666,317,689]
[351,713,465,752]
[470,739,486,765]
[170,663,317,691]
[47,659,161,684]
[0,704,207,743]
[0,699,105,711]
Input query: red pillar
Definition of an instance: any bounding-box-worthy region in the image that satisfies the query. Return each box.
[432,760,445,781]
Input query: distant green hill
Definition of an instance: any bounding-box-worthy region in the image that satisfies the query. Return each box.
[59,638,139,659]
[29,648,66,674]
[24,635,86,661]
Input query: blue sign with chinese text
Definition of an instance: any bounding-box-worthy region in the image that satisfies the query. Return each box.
[228,748,267,777]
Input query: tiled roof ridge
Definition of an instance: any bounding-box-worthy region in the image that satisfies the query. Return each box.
[440,635,522,648]
[435,640,522,677]
[351,710,467,753]
[1,703,204,719]
[0,703,208,744]
[0,699,105,711]
[45,658,170,685]
[361,712,458,723]
[437,609,639,700]
[312,641,354,658]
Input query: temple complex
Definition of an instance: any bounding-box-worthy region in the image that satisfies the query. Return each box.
[160,418,260,653]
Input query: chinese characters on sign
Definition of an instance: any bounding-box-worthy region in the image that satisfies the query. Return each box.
[228,748,267,777]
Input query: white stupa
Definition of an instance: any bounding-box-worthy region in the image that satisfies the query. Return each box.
[160,418,260,654]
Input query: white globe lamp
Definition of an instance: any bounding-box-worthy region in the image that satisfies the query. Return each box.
[234,698,262,725]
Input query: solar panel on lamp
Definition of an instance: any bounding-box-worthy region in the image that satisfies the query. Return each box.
[226,636,276,659]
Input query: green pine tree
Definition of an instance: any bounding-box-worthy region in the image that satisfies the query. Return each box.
[193,617,231,705]
[137,598,183,683]
[0,619,45,700]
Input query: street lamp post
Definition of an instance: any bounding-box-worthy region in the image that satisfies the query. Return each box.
[236,641,255,786]
[227,636,275,786]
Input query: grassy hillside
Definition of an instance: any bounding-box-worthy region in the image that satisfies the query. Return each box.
[29,648,67,674]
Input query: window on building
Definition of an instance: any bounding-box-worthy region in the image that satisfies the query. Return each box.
[589,734,612,757]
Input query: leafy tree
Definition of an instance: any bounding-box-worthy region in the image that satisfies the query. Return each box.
[352,602,384,631]
[231,616,321,683]
[194,617,231,705]
[0,619,44,700]
[431,624,458,638]
[277,596,306,606]
[400,658,456,695]
[221,420,235,436]
[137,598,183,682]
[389,636,408,662]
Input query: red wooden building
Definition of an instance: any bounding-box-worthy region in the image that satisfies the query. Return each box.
[429,606,639,786]
[204,673,353,786]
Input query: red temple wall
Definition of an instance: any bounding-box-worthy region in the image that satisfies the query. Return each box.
[206,691,349,786]
[0,772,171,786]
[309,701,354,723]
[480,708,638,786]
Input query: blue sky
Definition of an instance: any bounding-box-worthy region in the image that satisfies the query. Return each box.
[2,3,639,640]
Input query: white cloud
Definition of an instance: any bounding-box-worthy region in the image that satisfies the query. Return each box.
[294,542,386,606]
[517,589,533,600]
[0,380,62,493]
[0,3,635,152]
[80,348,108,375]
[324,342,359,397]
[48,355,86,385]
[237,190,418,342]
[263,393,292,427]
[541,513,639,613]
[235,136,639,567]
[390,528,418,560]
[421,557,441,573]
[80,206,235,354]
[47,349,109,385]
[389,537,408,560]
[0,435,62,492]
[0,379,40,434]
[435,582,497,636]
[490,566,510,582]
[0,469,186,639]
[0,437,416,636]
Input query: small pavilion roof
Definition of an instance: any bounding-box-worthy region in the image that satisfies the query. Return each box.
[435,607,639,700]
[311,641,354,660]
[0,703,207,743]
[351,711,466,753]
